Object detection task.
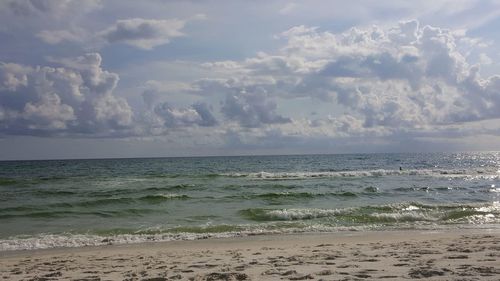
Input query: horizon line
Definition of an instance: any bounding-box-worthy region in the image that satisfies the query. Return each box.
[1,150,498,162]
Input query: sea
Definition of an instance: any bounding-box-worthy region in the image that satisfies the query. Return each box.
[1,152,499,251]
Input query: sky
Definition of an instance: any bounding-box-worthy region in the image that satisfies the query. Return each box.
[2,0,500,160]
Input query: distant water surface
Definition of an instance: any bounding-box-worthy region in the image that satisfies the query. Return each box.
[1,152,499,250]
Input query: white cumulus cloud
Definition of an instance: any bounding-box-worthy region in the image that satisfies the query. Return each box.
[0,53,132,136]
[194,20,500,133]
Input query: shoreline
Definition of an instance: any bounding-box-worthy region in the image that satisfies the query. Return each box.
[2,222,499,253]
[1,228,499,280]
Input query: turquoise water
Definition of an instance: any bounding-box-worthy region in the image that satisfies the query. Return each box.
[1,153,499,250]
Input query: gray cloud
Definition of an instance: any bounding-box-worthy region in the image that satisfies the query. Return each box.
[320,52,423,90]
[99,18,187,50]
[192,102,218,127]
[37,17,191,49]
[153,102,218,128]
[221,93,291,128]
[191,75,293,128]
[7,0,101,18]
[36,28,86,45]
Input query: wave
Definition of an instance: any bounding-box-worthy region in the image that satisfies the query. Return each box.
[2,214,499,252]
[222,168,500,180]
[108,168,500,180]
[393,186,466,192]
[145,173,221,179]
[0,206,43,214]
[0,230,247,252]
[227,191,362,201]
[395,185,500,193]
[0,194,189,219]
[240,208,343,221]
[34,190,77,196]
[5,168,497,190]
[144,184,196,191]
[239,202,500,224]
[255,192,317,199]
[0,208,157,219]
[489,187,500,193]
[76,197,136,207]
[364,186,379,192]
[0,176,85,187]
[0,222,405,251]
[74,194,190,206]
[0,178,19,186]
[86,185,197,197]
[139,194,189,202]
[1,200,498,251]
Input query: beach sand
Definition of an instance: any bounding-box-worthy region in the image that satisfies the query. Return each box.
[1,229,499,280]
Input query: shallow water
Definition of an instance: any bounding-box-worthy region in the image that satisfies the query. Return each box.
[1,152,499,250]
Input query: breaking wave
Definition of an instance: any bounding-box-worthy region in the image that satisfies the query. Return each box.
[223,168,500,180]
[239,202,500,224]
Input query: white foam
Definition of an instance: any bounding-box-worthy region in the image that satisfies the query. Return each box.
[403,205,420,211]
[370,212,434,221]
[225,168,500,180]
[0,224,372,252]
[0,233,218,251]
[476,201,500,213]
[266,208,342,220]
[465,214,498,224]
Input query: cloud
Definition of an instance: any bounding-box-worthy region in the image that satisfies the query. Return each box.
[279,3,297,15]
[191,75,292,128]
[36,28,86,45]
[197,20,500,133]
[7,0,101,18]
[221,93,291,128]
[192,102,218,127]
[39,15,207,50]
[3,13,500,154]
[479,53,492,65]
[152,102,218,128]
[313,21,500,128]
[0,53,132,136]
[144,80,195,95]
[99,18,187,50]
[0,52,222,137]
[138,79,218,133]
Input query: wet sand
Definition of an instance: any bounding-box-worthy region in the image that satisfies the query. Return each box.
[1,229,499,280]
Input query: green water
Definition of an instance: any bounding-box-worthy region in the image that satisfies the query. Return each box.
[1,153,499,250]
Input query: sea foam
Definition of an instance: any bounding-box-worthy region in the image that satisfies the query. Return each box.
[224,168,500,180]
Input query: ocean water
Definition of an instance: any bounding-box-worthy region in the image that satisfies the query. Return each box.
[1,152,499,251]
